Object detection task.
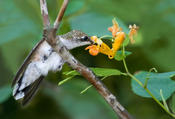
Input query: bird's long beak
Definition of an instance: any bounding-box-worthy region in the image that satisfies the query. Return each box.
[88,36,95,44]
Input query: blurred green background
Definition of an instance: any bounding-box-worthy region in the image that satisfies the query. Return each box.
[0,0,175,119]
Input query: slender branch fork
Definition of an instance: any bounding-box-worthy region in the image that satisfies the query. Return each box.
[40,0,133,119]
[40,0,50,29]
[53,0,69,29]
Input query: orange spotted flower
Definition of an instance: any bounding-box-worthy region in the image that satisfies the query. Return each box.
[86,19,137,59]
[85,45,99,56]
[86,36,113,58]
[129,24,139,44]
[85,36,100,56]
[86,36,110,56]
[112,32,125,53]
[108,19,121,37]
[86,32,125,59]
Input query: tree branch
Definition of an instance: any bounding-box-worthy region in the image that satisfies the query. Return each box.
[40,0,133,119]
[40,0,50,29]
[45,34,133,119]
[53,0,69,30]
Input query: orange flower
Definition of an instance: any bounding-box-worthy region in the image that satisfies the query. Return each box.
[85,45,99,56]
[86,31,125,59]
[112,32,125,52]
[90,36,98,43]
[85,36,113,58]
[99,42,114,59]
[85,36,101,56]
[129,24,138,44]
[108,19,120,37]
[85,19,128,59]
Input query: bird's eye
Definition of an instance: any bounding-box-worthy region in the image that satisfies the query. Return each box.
[81,36,89,41]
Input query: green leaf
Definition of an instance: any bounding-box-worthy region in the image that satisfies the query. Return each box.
[0,85,12,103]
[91,67,121,77]
[131,71,175,101]
[64,67,121,77]
[114,50,132,61]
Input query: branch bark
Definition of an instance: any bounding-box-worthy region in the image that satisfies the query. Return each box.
[40,0,133,119]
[53,0,69,30]
[40,0,50,29]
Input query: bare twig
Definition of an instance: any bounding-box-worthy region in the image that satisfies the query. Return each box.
[39,0,133,119]
[53,0,69,29]
[40,0,50,29]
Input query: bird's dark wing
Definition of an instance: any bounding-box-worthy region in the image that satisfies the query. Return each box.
[12,39,64,101]
[12,39,45,87]
[22,76,44,106]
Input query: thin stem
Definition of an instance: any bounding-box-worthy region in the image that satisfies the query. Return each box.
[40,0,50,29]
[80,84,93,94]
[160,89,170,111]
[149,67,158,73]
[127,72,175,118]
[54,0,69,30]
[127,69,164,112]
[122,46,175,118]
[121,72,128,76]
[127,72,143,87]
[80,76,108,94]
[144,68,158,88]
[122,46,129,73]
[64,70,77,75]
[100,35,113,40]
[122,56,175,118]
[145,87,175,118]
[58,76,74,85]
[123,58,129,74]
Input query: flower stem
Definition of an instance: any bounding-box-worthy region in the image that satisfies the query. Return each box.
[122,54,175,118]
[122,46,129,73]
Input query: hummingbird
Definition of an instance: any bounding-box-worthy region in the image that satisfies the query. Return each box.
[12,30,94,105]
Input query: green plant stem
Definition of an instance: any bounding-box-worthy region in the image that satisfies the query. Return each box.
[122,57,175,118]
[80,76,108,94]
[144,86,175,118]
[122,46,129,73]
[58,76,74,85]
[100,35,113,40]
[127,72,143,87]
[128,72,165,110]
[160,89,170,111]
[122,58,129,73]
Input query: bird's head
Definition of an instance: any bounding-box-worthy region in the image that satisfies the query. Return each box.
[58,30,94,49]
